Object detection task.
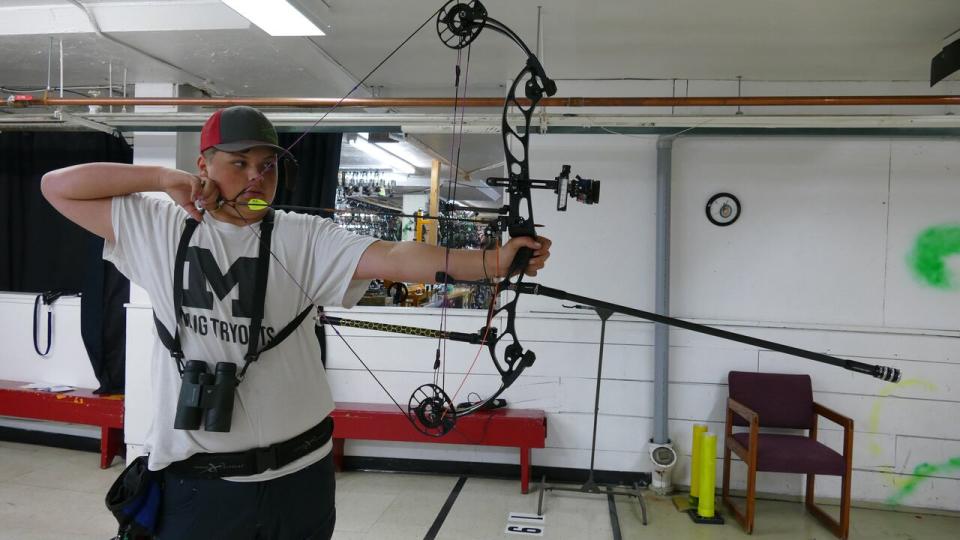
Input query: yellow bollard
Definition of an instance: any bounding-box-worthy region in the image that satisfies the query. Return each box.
[689,424,708,505]
[697,432,717,517]
[687,431,724,524]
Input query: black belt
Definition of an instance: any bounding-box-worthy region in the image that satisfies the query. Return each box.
[167,417,334,479]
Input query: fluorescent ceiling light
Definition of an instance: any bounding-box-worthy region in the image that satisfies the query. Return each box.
[350,136,416,175]
[222,0,325,37]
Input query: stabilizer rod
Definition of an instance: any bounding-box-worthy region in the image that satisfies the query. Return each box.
[514,283,901,382]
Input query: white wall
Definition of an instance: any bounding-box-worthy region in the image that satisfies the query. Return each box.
[0,293,98,388]
[0,292,103,438]
[320,134,960,512]
[666,136,960,511]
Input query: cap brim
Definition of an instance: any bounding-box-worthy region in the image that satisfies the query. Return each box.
[213,140,294,160]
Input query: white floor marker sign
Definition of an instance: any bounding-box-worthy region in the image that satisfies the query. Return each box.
[505,512,545,536]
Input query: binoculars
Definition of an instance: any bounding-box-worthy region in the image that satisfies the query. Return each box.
[174,360,237,432]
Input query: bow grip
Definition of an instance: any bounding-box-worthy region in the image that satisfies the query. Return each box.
[508,245,533,277]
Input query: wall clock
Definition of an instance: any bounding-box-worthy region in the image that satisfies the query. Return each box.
[705,192,741,226]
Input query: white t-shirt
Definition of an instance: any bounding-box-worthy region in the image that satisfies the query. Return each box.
[104,193,376,481]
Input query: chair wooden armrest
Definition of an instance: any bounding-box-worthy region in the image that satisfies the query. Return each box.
[723,397,761,534]
[813,402,854,430]
[727,397,759,426]
[809,402,854,539]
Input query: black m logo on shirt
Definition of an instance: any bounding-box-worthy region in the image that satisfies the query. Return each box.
[182,247,257,318]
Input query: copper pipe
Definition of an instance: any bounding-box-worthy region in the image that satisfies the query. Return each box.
[9,95,960,108]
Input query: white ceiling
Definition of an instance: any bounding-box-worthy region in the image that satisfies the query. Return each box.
[1,0,957,197]
[1,0,958,100]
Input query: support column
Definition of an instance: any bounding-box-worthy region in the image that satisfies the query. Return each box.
[427,159,441,245]
[653,136,674,444]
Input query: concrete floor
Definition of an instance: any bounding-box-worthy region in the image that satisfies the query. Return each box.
[0,440,957,539]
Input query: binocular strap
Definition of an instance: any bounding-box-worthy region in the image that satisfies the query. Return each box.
[153,209,310,379]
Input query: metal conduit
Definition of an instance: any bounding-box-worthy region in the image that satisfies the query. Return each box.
[6,95,960,109]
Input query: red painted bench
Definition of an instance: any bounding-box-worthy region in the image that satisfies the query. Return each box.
[0,379,124,468]
[331,402,547,493]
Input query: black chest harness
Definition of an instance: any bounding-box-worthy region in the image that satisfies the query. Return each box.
[153,209,313,379]
[152,210,332,478]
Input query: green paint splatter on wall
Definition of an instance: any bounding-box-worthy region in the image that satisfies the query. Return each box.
[886,456,960,505]
[907,225,960,289]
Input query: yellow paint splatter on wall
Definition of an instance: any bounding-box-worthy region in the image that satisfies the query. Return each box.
[865,378,957,505]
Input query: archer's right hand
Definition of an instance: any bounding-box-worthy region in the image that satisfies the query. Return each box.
[162,169,220,221]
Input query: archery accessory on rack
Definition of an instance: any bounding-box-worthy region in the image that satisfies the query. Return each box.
[387,282,409,305]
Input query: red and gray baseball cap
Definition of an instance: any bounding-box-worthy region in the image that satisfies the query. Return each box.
[200,106,292,158]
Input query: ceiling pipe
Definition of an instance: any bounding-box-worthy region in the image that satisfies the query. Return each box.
[10,95,960,109]
[6,111,960,132]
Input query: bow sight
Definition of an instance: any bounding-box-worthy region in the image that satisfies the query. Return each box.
[486,164,600,213]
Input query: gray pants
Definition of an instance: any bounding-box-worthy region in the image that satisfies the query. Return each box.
[156,452,336,540]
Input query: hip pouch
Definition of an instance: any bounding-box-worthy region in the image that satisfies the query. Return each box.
[105,455,161,538]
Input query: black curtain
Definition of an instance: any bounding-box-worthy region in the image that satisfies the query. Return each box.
[0,131,132,393]
[275,132,343,366]
[276,132,342,217]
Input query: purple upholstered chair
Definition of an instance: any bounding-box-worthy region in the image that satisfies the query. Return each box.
[721,371,853,539]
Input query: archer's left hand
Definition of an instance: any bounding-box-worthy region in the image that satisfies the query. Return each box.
[499,236,552,277]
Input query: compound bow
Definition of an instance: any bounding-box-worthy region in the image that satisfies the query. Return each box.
[221,0,899,439]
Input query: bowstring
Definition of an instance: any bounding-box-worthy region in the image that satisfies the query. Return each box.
[439,43,493,409]
[211,6,443,210]
[224,200,411,414]
[435,44,475,395]
[434,47,462,391]
[434,41,505,416]
[446,235,501,410]
[281,9,442,155]
[201,7,445,421]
